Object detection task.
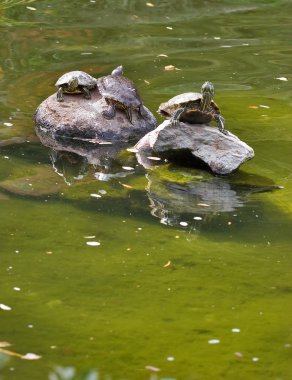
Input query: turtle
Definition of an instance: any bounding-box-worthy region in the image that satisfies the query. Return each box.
[157,81,228,135]
[97,65,148,123]
[55,70,97,102]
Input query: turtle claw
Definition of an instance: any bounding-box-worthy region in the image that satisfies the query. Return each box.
[170,118,180,127]
[220,128,229,136]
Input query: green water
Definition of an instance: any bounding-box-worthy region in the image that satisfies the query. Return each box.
[0,1,292,379]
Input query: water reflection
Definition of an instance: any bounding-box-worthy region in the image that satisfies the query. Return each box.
[145,168,280,226]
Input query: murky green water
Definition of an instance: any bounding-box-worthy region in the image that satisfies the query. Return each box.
[0,1,292,379]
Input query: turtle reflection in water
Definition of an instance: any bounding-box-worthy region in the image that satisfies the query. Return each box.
[158,81,228,135]
[97,65,148,123]
[55,71,97,102]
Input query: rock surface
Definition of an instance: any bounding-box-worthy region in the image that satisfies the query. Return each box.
[34,87,156,148]
[135,120,254,175]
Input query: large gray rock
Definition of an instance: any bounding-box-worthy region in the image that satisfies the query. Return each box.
[34,87,156,147]
[135,120,254,175]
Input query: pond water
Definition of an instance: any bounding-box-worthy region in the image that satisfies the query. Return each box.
[0,1,291,379]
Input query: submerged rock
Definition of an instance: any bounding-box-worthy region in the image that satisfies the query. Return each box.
[34,87,156,147]
[135,120,254,175]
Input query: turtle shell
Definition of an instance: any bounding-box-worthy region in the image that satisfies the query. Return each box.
[158,92,220,117]
[97,74,142,107]
[55,71,96,89]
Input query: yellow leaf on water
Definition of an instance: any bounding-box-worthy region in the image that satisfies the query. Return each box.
[164,65,177,71]
[146,2,155,7]
[144,79,151,85]
[163,260,171,268]
[249,105,258,109]
[119,182,133,189]
[0,342,11,348]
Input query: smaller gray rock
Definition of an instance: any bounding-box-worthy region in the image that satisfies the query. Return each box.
[135,120,254,175]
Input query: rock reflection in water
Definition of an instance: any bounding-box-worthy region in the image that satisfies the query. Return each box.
[145,170,279,227]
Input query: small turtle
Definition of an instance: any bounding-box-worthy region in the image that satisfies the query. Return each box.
[97,65,148,123]
[55,70,97,102]
[158,81,228,134]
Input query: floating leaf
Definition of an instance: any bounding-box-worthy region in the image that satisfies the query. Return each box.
[275,77,288,81]
[197,203,210,207]
[0,304,11,311]
[22,353,42,360]
[90,193,102,198]
[163,260,171,268]
[127,147,139,153]
[146,2,155,7]
[147,156,161,161]
[119,182,133,189]
[164,65,178,71]
[86,242,100,247]
[0,342,11,348]
[145,365,160,372]
[208,339,220,344]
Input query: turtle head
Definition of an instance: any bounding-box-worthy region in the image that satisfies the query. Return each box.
[201,81,214,111]
[111,65,123,77]
[68,76,79,91]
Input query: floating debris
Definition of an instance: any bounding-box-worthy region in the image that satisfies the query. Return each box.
[193,216,203,221]
[164,65,179,71]
[86,241,101,247]
[157,54,168,57]
[252,357,259,362]
[119,182,133,189]
[0,342,11,348]
[144,79,151,85]
[197,203,210,207]
[214,36,221,40]
[208,339,220,344]
[13,287,21,291]
[167,356,175,361]
[122,166,135,171]
[0,304,12,311]
[26,6,37,11]
[3,122,13,127]
[275,77,288,81]
[145,365,160,372]
[259,104,270,108]
[163,260,171,268]
[235,352,244,358]
[0,347,41,360]
[22,353,42,360]
[99,189,107,195]
[147,156,161,161]
[232,328,241,333]
[180,221,188,227]
[146,2,155,7]
[166,26,173,30]
[127,147,139,153]
[249,105,259,109]
[90,193,102,198]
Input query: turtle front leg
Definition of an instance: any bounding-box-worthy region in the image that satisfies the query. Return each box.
[170,107,185,127]
[102,100,116,120]
[82,87,91,100]
[57,87,64,102]
[214,114,228,135]
[124,107,133,124]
